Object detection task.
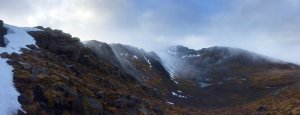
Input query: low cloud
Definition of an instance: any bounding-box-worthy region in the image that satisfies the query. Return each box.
[1,0,300,64]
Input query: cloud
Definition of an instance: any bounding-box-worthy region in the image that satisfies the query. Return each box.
[200,0,300,63]
[1,0,300,63]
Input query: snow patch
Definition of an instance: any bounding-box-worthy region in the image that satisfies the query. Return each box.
[163,65,180,84]
[132,55,138,59]
[198,82,212,88]
[0,59,20,115]
[143,55,152,68]
[157,52,180,84]
[166,101,174,105]
[167,50,177,55]
[172,92,187,98]
[205,78,211,81]
[224,77,234,81]
[0,24,40,54]
[181,54,201,59]
[265,87,272,89]
[172,80,179,84]
[0,24,40,114]
[119,53,129,57]
[167,71,179,84]
[168,70,175,79]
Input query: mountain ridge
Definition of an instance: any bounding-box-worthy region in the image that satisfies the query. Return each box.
[1,20,300,114]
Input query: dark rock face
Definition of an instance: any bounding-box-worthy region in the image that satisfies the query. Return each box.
[28,27,84,61]
[84,41,175,85]
[72,97,104,115]
[33,85,47,103]
[0,20,7,47]
[127,95,142,107]
[18,62,32,69]
[28,27,107,72]
[31,66,48,75]
[84,40,120,66]
[163,45,300,108]
[18,95,32,105]
[152,105,164,115]
[114,98,128,108]
[257,106,268,112]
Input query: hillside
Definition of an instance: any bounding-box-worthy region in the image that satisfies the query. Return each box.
[161,45,300,108]
[1,20,300,114]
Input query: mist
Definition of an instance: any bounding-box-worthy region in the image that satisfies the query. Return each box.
[1,0,300,64]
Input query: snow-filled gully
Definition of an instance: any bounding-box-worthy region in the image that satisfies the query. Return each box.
[0,24,40,114]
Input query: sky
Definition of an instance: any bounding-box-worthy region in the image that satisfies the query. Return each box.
[1,0,300,64]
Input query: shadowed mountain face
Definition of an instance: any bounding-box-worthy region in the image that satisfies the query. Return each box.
[84,41,300,108]
[83,40,179,99]
[165,45,299,80]
[161,45,300,107]
[83,40,170,82]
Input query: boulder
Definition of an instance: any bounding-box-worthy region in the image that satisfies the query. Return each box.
[85,98,103,115]
[256,106,268,112]
[18,94,32,105]
[127,108,138,115]
[152,105,164,115]
[72,97,104,115]
[31,66,48,75]
[54,83,78,97]
[139,107,151,115]
[126,95,142,107]
[114,98,128,109]
[95,91,105,99]
[66,65,82,76]
[33,85,47,102]
[18,62,32,69]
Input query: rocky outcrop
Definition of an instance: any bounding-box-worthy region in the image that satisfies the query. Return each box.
[84,41,178,97]
[28,27,84,62]
[0,20,7,47]
[84,40,121,66]
[7,45,171,115]
[27,27,111,72]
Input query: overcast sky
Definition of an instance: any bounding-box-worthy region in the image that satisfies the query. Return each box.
[1,0,300,64]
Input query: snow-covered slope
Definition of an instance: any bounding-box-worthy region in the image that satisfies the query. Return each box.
[0,24,40,114]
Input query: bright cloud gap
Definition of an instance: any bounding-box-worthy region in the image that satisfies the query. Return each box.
[1,0,300,64]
